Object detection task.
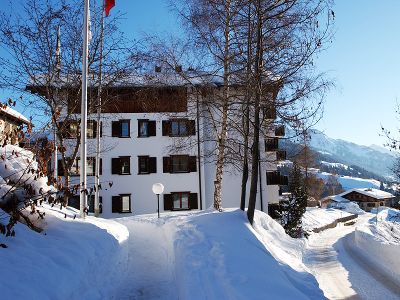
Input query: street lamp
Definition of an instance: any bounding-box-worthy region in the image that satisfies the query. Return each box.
[152,183,164,218]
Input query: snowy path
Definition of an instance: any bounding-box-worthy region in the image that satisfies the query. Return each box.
[304,215,400,300]
[111,218,178,300]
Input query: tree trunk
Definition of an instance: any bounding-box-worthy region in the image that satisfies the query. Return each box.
[240,2,253,211]
[247,0,262,225]
[213,0,231,211]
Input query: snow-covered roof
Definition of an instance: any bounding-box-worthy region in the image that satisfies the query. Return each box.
[0,106,30,124]
[329,195,350,203]
[27,71,281,89]
[338,188,394,200]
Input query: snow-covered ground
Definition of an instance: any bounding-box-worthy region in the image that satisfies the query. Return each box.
[1,205,325,300]
[0,204,129,299]
[315,171,380,190]
[2,202,400,299]
[113,208,323,300]
[304,212,400,299]
[354,208,400,281]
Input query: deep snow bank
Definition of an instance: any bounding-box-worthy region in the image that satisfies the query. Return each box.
[0,203,129,300]
[354,208,400,280]
[171,209,324,300]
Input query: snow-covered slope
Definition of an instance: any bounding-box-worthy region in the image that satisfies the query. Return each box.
[308,130,395,178]
[0,204,129,300]
[171,209,324,300]
[1,207,325,299]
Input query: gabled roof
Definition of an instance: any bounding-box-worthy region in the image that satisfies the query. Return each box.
[338,188,394,200]
[0,106,30,124]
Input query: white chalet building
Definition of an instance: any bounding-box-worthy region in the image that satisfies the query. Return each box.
[28,74,287,218]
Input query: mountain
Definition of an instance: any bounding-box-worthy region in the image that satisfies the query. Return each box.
[306,130,396,179]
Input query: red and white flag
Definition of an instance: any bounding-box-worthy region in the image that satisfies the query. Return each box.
[105,0,115,17]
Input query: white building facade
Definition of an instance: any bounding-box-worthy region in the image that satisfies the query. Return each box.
[49,82,287,218]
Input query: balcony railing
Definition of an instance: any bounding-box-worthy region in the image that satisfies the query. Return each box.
[275,125,285,137]
[264,106,277,120]
[265,138,279,152]
[266,171,288,186]
[276,150,286,161]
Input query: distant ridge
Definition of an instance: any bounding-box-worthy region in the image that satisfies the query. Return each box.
[282,129,396,180]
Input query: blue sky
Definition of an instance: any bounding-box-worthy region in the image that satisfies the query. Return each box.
[117,0,400,147]
[2,0,400,147]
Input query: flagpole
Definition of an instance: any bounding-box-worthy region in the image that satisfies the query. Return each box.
[94,1,105,217]
[80,0,90,218]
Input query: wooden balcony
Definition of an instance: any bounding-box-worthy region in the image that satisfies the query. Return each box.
[276,150,286,161]
[265,138,279,152]
[266,171,288,186]
[275,125,285,137]
[264,106,277,120]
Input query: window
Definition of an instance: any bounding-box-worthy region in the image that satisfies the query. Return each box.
[171,155,188,173]
[74,157,101,176]
[112,156,130,175]
[367,203,376,207]
[164,193,198,211]
[87,120,102,139]
[88,196,103,214]
[138,120,156,137]
[112,194,131,213]
[70,122,78,138]
[138,156,157,174]
[173,192,189,210]
[112,120,130,138]
[171,119,187,136]
[162,119,196,137]
[61,120,79,138]
[163,155,197,173]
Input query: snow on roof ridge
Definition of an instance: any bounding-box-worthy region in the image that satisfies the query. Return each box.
[0,106,30,124]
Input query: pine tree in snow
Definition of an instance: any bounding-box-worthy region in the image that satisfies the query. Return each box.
[280,163,307,238]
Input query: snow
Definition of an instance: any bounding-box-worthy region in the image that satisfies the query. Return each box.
[0,144,56,204]
[314,170,381,190]
[115,209,324,300]
[1,207,325,299]
[304,213,400,299]
[353,208,400,284]
[0,203,129,300]
[302,207,353,232]
[0,105,30,124]
[320,160,349,170]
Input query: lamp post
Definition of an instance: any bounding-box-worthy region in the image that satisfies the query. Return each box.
[152,183,164,218]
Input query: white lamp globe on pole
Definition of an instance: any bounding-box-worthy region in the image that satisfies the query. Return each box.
[152,183,164,218]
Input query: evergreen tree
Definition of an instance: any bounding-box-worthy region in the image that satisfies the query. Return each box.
[280,163,307,238]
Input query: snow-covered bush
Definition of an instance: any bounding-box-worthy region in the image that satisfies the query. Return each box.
[0,144,56,237]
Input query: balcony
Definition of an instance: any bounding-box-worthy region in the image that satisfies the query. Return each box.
[276,150,286,161]
[265,138,279,152]
[266,171,288,186]
[264,106,277,120]
[275,125,285,137]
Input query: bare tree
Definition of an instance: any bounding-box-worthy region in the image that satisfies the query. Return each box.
[0,0,139,205]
